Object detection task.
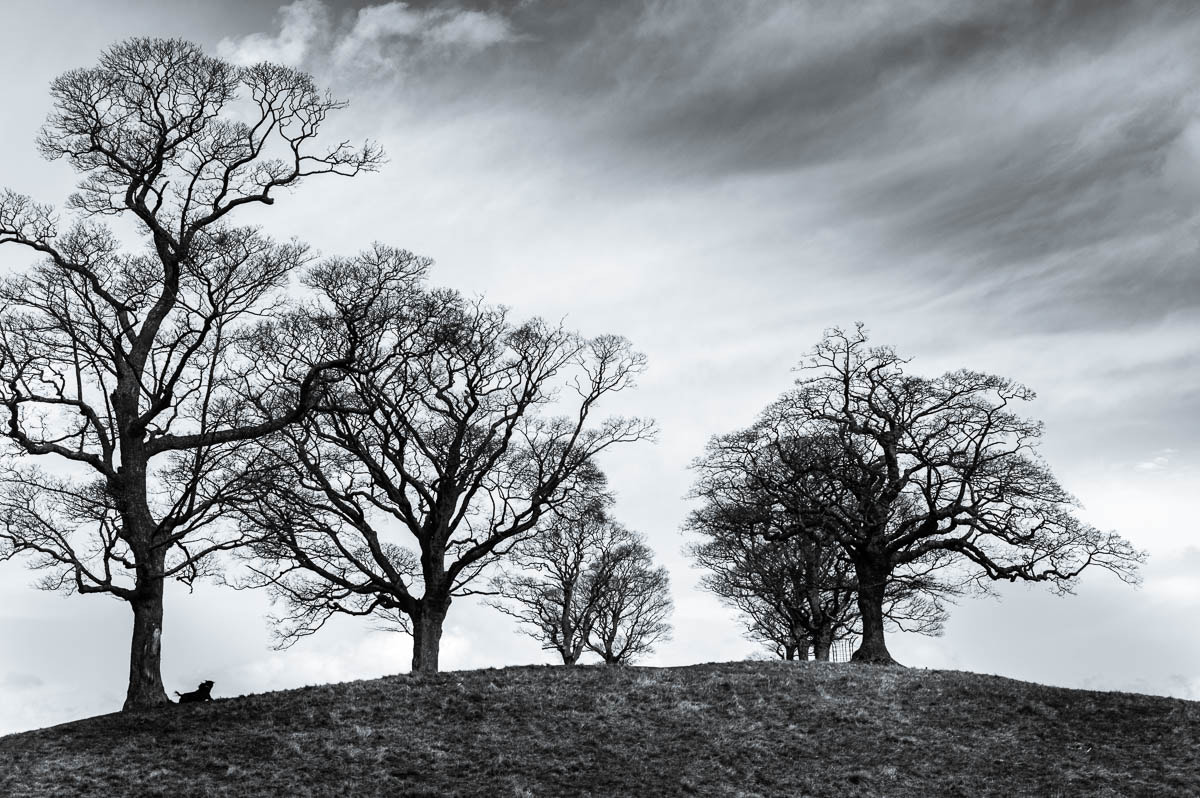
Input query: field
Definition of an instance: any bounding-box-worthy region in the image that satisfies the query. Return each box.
[2,661,1198,797]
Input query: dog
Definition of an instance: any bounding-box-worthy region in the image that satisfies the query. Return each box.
[175,680,214,704]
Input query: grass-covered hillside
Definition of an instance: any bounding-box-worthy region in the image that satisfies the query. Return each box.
[2,661,1197,797]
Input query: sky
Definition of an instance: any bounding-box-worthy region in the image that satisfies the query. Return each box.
[1,0,1199,734]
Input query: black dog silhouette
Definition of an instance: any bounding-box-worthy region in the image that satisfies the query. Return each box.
[175,680,214,704]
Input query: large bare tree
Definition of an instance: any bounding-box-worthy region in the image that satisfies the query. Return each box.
[234,250,655,672]
[686,431,956,660]
[750,325,1144,664]
[0,38,380,708]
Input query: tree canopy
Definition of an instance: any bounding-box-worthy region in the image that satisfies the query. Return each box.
[233,248,655,671]
[0,37,380,708]
[702,325,1143,664]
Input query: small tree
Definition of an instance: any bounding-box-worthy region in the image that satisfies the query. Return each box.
[688,518,856,661]
[235,252,655,672]
[489,495,635,665]
[0,38,379,708]
[755,325,1144,664]
[587,535,673,665]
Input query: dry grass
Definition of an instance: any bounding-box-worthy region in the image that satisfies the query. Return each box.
[2,661,1198,797]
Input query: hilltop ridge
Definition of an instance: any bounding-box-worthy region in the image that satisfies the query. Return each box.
[2,661,1197,797]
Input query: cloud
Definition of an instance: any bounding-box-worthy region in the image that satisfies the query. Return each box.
[217,1,517,75]
[217,0,332,66]
[329,3,516,72]
[217,0,1200,340]
[211,0,1200,499]
[2,671,44,690]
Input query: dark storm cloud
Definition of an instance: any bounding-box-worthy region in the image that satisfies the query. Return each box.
[217,0,1200,331]
[219,1,1200,341]
[604,0,1177,174]
[353,0,1189,174]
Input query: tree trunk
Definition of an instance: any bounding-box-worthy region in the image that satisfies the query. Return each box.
[124,569,168,710]
[812,630,833,662]
[851,557,898,665]
[792,628,811,661]
[566,635,590,666]
[411,601,449,673]
[784,644,796,661]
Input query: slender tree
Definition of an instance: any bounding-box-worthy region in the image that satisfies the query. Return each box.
[0,38,380,709]
[586,535,673,665]
[751,325,1144,664]
[489,494,636,665]
[234,251,655,672]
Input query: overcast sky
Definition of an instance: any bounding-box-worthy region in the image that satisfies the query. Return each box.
[2,0,1199,735]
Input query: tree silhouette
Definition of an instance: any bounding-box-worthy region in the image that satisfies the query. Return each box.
[233,250,655,672]
[687,428,958,660]
[489,493,637,665]
[745,325,1143,664]
[0,38,379,709]
[586,534,673,665]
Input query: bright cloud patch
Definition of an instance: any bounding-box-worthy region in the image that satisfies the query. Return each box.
[218,1,516,73]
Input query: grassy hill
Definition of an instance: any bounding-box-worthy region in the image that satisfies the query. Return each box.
[2,661,1197,797]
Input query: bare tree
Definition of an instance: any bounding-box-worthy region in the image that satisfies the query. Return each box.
[586,535,673,665]
[233,251,655,672]
[686,431,957,661]
[488,493,636,665]
[750,325,1144,664]
[687,507,856,662]
[0,38,380,709]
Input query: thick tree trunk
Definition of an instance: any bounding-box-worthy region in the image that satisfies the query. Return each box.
[851,557,898,665]
[812,630,833,662]
[124,570,168,710]
[784,644,797,661]
[114,431,172,710]
[411,601,448,673]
